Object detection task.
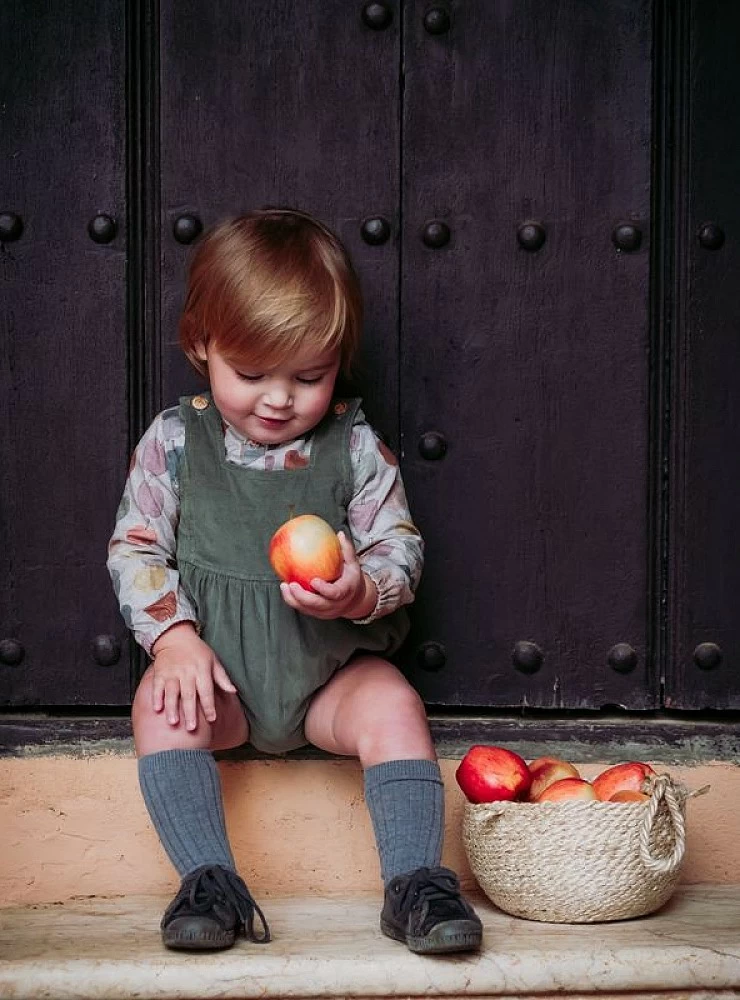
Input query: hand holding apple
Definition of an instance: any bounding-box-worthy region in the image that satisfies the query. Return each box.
[274,525,377,621]
[269,514,343,590]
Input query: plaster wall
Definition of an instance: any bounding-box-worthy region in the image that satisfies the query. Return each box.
[1,756,737,906]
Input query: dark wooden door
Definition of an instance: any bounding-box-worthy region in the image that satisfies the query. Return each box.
[399,0,656,709]
[0,0,131,706]
[666,0,740,709]
[158,0,402,444]
[2,0,739,716]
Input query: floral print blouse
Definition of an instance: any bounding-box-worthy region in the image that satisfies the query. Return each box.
[107,404,424,655]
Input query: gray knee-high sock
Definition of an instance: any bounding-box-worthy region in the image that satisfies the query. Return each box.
[364,758,445,884]
[138,748,236,877]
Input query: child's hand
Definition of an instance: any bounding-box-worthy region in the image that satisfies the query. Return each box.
[279,531,378,621]
[150,623,237,731]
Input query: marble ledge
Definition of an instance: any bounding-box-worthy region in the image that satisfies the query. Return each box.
[0,884,739,999]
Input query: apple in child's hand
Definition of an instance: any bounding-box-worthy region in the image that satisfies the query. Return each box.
[455,745,531,803]
[268,514,343,592]
[527,756,581,801]
[592,761,656,802]
[534,777,598,802]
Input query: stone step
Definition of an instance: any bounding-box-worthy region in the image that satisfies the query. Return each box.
[1,885,739,999]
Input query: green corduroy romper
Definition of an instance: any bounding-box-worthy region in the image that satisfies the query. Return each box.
[176,393,409,754]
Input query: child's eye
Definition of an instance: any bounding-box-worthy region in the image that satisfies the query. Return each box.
[296,375,323,385]
[237,372,263,382]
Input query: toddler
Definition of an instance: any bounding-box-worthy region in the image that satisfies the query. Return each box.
[107,208,482,954]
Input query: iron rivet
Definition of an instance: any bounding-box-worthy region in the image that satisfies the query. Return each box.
[88,214,117,244]
[512,640,543,674]
[612,223,642,252]
[92,634,121,667]
[516,222,546,252]
[361,217,391,245]
[361,2,393,30]
[417,641,446,671]
[421,220,450,248]
[693,642,722,670]
[0,639,24,666]
[0,213,23,242]
[173,214,203,245]
[418,431,447,460]
[607,642,638,674]
[697,222,725,251]
[423,7,451,34]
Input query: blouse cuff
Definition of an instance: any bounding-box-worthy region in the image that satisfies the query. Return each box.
[350,570,399,625]
[135,615,201,656]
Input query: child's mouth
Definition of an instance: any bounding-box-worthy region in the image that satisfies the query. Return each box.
[257,416,289,428]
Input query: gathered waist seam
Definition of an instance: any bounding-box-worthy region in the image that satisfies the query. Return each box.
[179,557,280,585]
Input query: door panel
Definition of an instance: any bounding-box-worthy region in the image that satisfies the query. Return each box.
[666,0,740,709]
[400,0,655,708]
[0,0,130,705]
[158,0,401,442]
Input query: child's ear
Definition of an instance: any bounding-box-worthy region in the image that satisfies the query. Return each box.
[194,341,208,363]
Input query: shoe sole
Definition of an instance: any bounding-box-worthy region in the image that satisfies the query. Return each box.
[162,930,236,951]
[380,917,482,954]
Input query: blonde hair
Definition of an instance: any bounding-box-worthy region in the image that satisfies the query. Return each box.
[179,209,362,376]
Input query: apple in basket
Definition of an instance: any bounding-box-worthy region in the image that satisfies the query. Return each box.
[455,745,531,803]
[526,756,581,801]
[534,777,598,802]
[609,789,650,802]
[592,761,656,802]
[269,514,343,592]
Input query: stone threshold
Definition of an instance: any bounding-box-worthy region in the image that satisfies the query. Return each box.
[0,885,738,999]
[3,713,740,764]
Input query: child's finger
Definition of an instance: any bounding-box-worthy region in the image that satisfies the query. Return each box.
[195,676,216,724]
[337,531,358,565]
[151,675,165,713]
[163,681,181,726]
[181,683,199,731]
[308,577,342,600]
[213,661,237,694]
[280,581,302,609]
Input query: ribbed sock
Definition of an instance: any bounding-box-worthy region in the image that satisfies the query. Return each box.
[138,748,236,877]
[364,758,445,884]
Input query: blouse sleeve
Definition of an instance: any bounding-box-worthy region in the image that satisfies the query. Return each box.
[106,408,199,655]
[346,415,424,622]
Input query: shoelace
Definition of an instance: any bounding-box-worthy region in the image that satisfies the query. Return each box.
[172,865,271,943]
[395,867,466,923]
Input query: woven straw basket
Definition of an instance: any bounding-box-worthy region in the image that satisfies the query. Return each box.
[463,774,706,923]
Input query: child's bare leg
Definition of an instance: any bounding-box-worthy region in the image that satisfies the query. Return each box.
[305,654,481,954]
[133,664,249,756]
[304,655,434,765]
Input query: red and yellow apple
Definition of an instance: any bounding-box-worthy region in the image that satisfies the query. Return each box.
[527,756,581,801]
[268,514,342,592]
[592,761,656,802]
[609,789,650,803]
[456,745,531,803]
[534,777,597,802]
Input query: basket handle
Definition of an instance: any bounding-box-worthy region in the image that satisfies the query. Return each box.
[639,774,686,873]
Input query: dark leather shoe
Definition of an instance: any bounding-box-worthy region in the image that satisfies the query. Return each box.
[380,866,482,954]
[161,865,270,951]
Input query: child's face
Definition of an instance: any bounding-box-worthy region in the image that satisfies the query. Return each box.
[196,342,341,445]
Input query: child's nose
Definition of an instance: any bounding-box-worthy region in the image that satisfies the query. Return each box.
[265,382,293,407]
